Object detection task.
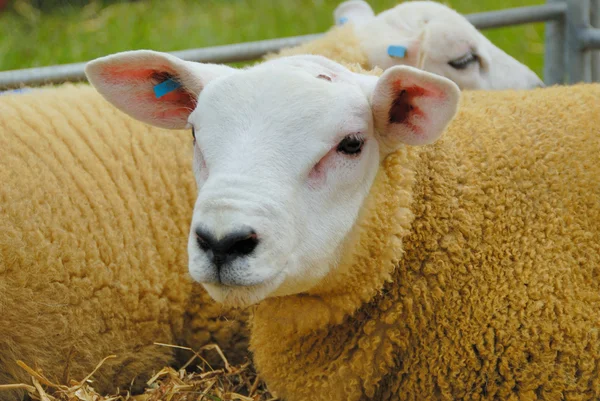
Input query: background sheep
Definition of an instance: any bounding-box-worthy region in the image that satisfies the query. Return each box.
[271,0,543,90]
[87,50,600,401]
[0,85,249,400]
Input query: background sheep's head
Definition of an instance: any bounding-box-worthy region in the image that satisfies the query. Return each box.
[334,0,544,90]
[85,51,459,307]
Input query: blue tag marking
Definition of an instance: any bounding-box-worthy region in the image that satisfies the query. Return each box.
[153,78,182,98]
[338,16,348,25]
[387,45,407,59]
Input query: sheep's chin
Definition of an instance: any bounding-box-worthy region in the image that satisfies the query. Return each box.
[202,272,286,307]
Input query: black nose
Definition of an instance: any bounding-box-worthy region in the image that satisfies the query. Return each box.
[195,227,259,267]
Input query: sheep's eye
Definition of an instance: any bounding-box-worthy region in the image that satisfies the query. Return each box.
[448,52,479,70]
[336,135,365,155]
[192,126,196,140]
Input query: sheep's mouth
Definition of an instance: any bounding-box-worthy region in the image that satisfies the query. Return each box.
[202,269,286,307]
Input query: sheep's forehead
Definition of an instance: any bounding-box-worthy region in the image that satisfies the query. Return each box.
[193,66,370,142]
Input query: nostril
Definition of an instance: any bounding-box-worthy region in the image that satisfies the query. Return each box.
[196,236,211,251]
[195,227,215,252]
[219,229,258,257]
[229,232,259,256]
[195,226,259,260]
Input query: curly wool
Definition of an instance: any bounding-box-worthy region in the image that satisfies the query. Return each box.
[250,84,600,401]
[0,85,248,400]
[264,24,370,68]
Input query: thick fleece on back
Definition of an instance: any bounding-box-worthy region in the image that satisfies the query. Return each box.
[0,85,248,400]
[264,24,369,68]
[250,84,600,401]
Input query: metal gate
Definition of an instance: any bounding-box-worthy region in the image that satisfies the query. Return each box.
[0,0,598,89]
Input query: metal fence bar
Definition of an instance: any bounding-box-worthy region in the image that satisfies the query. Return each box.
[0,34,322,89]
[169,34,322,63]
[0,2,589,89]
[467,3,566,29]
[567,0,592,83]
[580,27,600,48]
[591,0,600,81]
[544,0,567,85]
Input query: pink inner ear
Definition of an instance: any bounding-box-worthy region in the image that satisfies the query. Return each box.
[392,78,446,102]
[103,64,198,119]
[101,65,172,83]
[389,79,446,134]
[141,88,197,119]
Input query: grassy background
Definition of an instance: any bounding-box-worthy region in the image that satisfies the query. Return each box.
[0,0,545,76]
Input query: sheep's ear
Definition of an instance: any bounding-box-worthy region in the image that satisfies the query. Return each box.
[334,0,375,25]
[85,50,235,130]
[371,66,460,150]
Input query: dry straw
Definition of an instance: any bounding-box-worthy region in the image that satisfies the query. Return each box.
[0,343,276,401]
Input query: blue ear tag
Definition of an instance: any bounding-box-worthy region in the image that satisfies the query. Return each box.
[387,45,407,59]
[153,78,182,99]
[338,16,348,25]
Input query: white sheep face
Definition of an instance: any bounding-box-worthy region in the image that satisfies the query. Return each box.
[85,52,460,307]
[335,0,544,90]
[187,64,380,305]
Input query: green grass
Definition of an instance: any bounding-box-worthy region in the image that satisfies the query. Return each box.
[0,0,545,76]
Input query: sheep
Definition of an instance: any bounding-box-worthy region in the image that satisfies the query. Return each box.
[0,85,249,401]
[86,50,600,401]
[271,0,544,90]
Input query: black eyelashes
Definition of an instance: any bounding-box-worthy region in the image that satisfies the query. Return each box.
[448,51,479,70]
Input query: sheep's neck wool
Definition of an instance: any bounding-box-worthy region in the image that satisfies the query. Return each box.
[250,84,600,401]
